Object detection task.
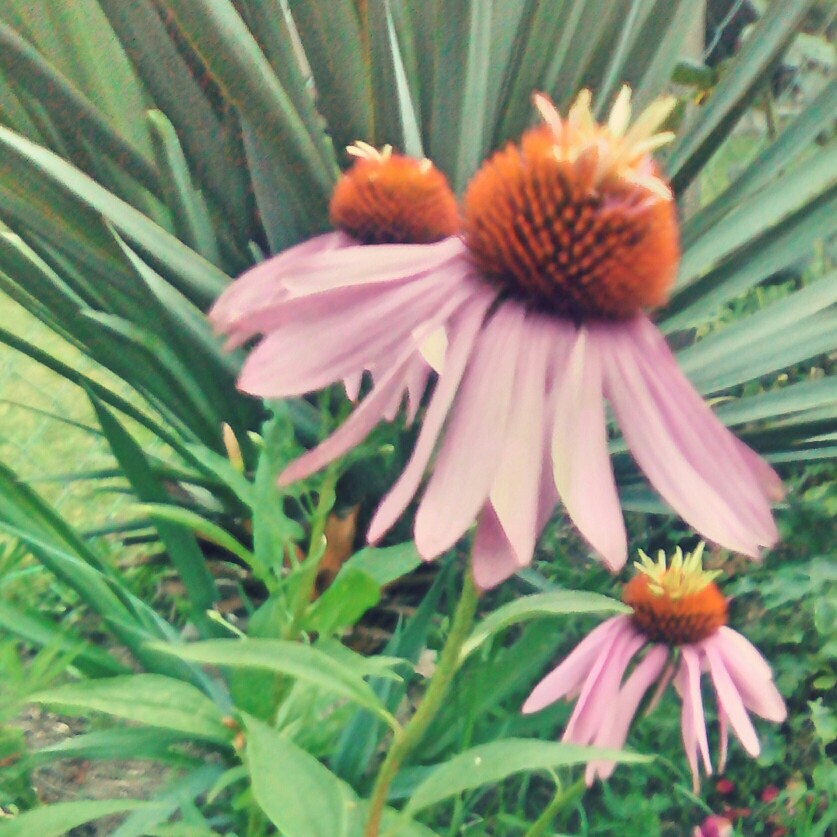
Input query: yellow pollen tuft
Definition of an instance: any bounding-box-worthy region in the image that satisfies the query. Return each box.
[623,543,728,645]
[633,543,722,599]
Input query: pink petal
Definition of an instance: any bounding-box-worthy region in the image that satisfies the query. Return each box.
[403,361,430,425]
[238,272,468,398]
[681,646,713,777]
[563,620,645,745]
[628,316,778,544]
[713,630,787,723]
[209,231,351,334]
[552,327,627,570]
[279,236,467,296]
[674,662,700,789]
[522,616,628,714]
[598,318,769,556]
[344,372,363,402]
[717,705,729,772]
[413,303,526,559]
[703,638,761,757]
[488,314,554,569]
[366,290,494,543]
[586,644,668,783]
[714,626,773,682]
[472,503,526,590]
[278,351,421,485]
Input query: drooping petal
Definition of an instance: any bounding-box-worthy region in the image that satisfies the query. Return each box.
[403,361,431,425]
[713,629,787,723]
[674,661,700,790]
[209,231,352,335]
[474,449,561,589]
[414,303,526,559]
[586,644,668,784]
[522,616,628,714]
[366,289,494,543]
[278,351,423,485]
[563,619,645,744]
[489,313,554,569]
[552,326,627,569]
[619,316,778,547]
[598,317,769,556]
[681,646,713,777]
[239,270,469,398]
[279,236,467,296]
[472,503,527,590]
[703,638,760,757]
[717,705,729,773]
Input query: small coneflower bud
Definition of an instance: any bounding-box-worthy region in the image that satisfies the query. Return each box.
[623,543,728,645]
[329,142,459,245]
[462,87,679,319]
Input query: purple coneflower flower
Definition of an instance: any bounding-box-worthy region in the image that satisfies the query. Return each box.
[210,88,782,589]
[522,545,787,789]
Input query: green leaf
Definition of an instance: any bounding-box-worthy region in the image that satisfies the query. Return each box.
[305,542,422,633]
[666,0,811,191]
[147,110,220,264]
[111,765,224,837]
[88,394,221,626]
[341,542,422,586]
[160,0,336,218]
[96,0,250,229]
[30,727,197,767]
[150,639,397,727]
[462,590,628,659]
[683,74,837,246]
[29,675,232,744]
[677,274,837,394]
[137,503,255,569]
[428,1,494,189]
[0,124,229,305]
[715,377,837,427]
[0,599,127,678]
[404,738,652,815]
[242,713,356,837]
[664,185,837,330]
[0,23,160,198]
[287,0,372,156]
[677,142,837,291]
[0,800,153,837]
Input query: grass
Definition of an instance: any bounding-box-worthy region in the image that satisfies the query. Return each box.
[0,294,129,532]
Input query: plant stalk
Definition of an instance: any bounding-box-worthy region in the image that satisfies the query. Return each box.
[523,776,586,837]
[363,568,480,837]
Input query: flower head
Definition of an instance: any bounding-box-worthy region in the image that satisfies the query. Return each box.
[330,142,459,244]
[522,545,787,789]
[210,87,782,589]
[463,89,678,319]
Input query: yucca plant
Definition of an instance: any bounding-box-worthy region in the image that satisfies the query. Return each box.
[0,0,835,834]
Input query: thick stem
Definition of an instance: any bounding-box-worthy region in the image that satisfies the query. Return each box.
[363,569,480,837]
[523,776,586,837]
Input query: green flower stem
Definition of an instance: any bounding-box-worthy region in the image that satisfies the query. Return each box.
[523,776,587,837]
[283,459,340,639]
[363,568,481,837]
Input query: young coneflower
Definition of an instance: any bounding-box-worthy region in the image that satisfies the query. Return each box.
[210,87,783,589]
[522,545,787,789]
